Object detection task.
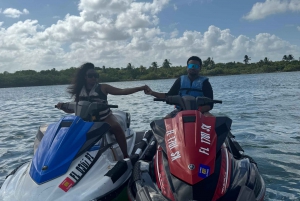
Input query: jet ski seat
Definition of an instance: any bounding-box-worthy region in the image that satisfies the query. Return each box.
[112,111,128,132]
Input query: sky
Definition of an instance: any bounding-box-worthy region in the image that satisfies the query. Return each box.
[0,0,300,73]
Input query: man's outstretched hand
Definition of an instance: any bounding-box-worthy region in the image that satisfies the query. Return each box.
[144,85,153,95]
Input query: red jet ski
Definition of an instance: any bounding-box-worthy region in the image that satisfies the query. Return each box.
[127,95,266,201]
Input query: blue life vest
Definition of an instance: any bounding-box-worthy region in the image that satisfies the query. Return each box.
[179,75,208,97]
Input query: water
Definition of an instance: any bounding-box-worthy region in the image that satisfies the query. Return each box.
[0,71,300,200]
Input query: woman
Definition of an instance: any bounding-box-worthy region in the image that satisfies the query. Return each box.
[57,62,146,158]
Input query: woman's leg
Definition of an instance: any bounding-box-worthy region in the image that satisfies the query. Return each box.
[104,114,129,158]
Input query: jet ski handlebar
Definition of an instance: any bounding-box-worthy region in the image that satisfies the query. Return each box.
[55,101,118,120]
[55,102,118,110]
[153,98,166,102]
[154,95,222,110]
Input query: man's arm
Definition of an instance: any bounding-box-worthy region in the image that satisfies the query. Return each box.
[165,77,181,96]
[148,91,166,99]
[145,78,181,98]
[202,80,214,112]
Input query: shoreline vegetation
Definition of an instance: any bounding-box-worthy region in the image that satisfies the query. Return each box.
[1,56,300,88]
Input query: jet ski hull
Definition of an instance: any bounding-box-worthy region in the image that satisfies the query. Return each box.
[1,108,155,201]
[127,134,266,201]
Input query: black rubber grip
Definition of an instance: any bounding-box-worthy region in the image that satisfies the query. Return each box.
[154,98,165,101]
[136,141,147,151]
[105,160,128,183]
[132,161,141,181]
[143,130,153,142]
[143,141,157,161]
[130,155,140,166]
[214,100,222,104]
[108,105,118,108]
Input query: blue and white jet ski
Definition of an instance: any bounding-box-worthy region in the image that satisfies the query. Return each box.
[0,101,155,201]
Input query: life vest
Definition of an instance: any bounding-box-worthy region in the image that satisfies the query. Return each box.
[179,75,208,97]
[78,84,111,121]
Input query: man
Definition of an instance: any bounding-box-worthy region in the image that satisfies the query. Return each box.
[145,56,213,117]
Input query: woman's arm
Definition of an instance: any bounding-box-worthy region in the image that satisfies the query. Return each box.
[102,84,146,95]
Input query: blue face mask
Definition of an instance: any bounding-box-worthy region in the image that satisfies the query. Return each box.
[187,63,200,69]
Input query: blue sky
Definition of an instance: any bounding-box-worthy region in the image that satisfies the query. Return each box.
[0,0,299,72]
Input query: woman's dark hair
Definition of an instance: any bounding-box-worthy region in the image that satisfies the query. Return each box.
[187,56,202,67]
[67,62,95,101]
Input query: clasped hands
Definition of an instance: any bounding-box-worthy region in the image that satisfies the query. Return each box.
[141,85,153,95]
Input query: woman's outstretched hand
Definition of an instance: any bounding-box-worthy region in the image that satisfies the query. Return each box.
[144,85,153,95]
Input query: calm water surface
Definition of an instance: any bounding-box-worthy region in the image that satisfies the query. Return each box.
[0,72,299,201]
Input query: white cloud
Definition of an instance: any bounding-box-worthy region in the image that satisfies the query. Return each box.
[23,9,29,15]
[53,16,60,19]
[78,0,132,20]
[0,0,299,73]
[170,29,178,38]
[169,22,179,30]
[243,0,300,21]
[173,4,178,10]
[289,0,300,11]
[2,8,30,18]
[115,0,169,29]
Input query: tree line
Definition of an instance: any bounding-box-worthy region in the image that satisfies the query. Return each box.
[0,56,299,88]
[243,54,296,64]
